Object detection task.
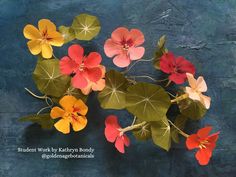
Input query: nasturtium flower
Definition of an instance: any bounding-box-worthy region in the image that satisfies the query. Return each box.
[186,126,220,165]
[50,95,88,134]
[81,65,106,95]
[60,44,103,89]
[185,73,211,109]
[104,27,145,68]
[105,115,130,153]
[23,19,64,58]
[160,52,195,84]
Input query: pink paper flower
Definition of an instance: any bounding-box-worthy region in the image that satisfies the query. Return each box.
[60,44,103,89]
[104,115,130,153]
[104,27,145,67]
[80,65,106,95]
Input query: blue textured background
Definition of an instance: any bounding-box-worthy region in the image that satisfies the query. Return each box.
[0,0,235,177]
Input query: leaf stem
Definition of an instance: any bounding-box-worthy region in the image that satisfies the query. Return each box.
[131,116,137,126]
[167,119,189,138]
[25,88,47,99]
[171,93,189,103]
[127,75,168,83]
[52,53,59,60]
[123,58,154,74]
[119,121,147,133]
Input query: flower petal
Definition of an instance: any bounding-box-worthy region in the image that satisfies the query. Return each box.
[54,118,70,134]
[186,134,199,150]
[123,134,130,147]
[74,99,88,116]
[104,39,122,57]
[160,52,175,74]
[86,67,103,82]
[115,136,125,153]
[185,87,201,101]
[72,72,88,89]
[113,54,131,68]
[105,115,121,143]
[72,116,87,132]
[196,76,207,92]
[84,52,102,68]
[38,19,56,33]
[27,40,42,55]
[68,44,84,64]
[59,95,77,112]
[169,73,186,84]
[128,47,145,60]
[59,56,78,75]
[23,25,41,40]
[105,115,121,129]
[130,29,145,46]
[41,43,53,58]
[81,82,93,95]
[208,132,220,143]
[195,149,211,165]
[186,73,197,89]
[111,27,130,43]
[91,78,105,91]
[48,31,64,47]
[197,126,212,139]
[176,57,196,75]
[50,107,65,119]
[200,94,211,109]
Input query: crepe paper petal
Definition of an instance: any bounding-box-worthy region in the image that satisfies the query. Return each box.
[68,44,84,64]
[54,118,70,134]
[130,29,145,46]
[185,87,201,101]
[27,40,42,55]
[92,79,105,91]
[104,39,122,57]
[41,43,53,58]
[159,52,175,74]
[38,19,56,33]
[23,25,41,40]
[50,107,65,119]
[123,134,130,146]
[197,126,212,138]
[196,76,208,92]
[186,134,200,150]
[74,99,88,116]
[60,56,78,75]
[59,95,77,112]
[115,136,125,153]
[176,57,196,75]
[105,115,121,128]
[195,149,211,165]
[169,72,186,84]
[111,27,130,42]
[105,115,120,142]
[71,14,101,41]
[113,54,131,67]
[86,67,103,82]
[72,72,88,89]
[58,25,75,43]
[48,31,64,47]
[72,116,87,132]
[84,52,102,68]
[186,73,197,89]
[129,46,145,60]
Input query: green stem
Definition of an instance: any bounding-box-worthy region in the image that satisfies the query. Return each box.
[167,119,189,138]
[25,88,47,99]
[119,121,147,133]
[123,58,154,74]
[127,75,168,83]
[171,93,189,103]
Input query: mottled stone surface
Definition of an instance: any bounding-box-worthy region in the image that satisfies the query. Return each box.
[0,0,235,177]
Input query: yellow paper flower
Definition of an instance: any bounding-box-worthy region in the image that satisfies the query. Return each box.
[50,95,88,134]
[23,19,64,58]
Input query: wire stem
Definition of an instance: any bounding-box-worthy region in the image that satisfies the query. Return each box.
[123,58,154,74]
[119,121,147,133]
[25,88,47,99]
[167,119,189,138]
[171,93,189,103]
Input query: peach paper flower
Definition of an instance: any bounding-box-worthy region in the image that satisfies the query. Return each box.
[104,27,145,67]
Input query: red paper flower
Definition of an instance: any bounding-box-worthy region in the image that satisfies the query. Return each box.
[104,27,145,68]
[104,115,130,153]
[186,126,220,165]
[60,44,103,89]
[160,52,195,84]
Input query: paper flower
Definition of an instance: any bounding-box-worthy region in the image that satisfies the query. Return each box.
[60,44,103,89]
[81,65,106,95]
[160,52,195,84]
[105,115,130,153]
[185,73,211,109]
[50,95,88,134]
[23,19,64,58]
[104,27,145,68]
[186,126,220,165]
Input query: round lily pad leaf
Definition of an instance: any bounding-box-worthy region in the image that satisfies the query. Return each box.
[98,70,129,109]
[132,118,151,141]
[178,98,207,120]
[126,82,171,122]
[33,59,70,98]
[71,13,101,41]
[151,117,171,151]
[58,25,75,43]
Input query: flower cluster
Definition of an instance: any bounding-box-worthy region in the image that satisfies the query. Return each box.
[20,15,220,166]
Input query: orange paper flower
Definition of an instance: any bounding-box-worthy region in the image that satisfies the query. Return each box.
[50,95,88,134]
[23,19,64,58]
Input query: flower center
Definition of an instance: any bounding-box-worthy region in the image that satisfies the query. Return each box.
[121,39,133,51]
[79,63,85,71]
[41,29,52,41]
[199,140,209,149]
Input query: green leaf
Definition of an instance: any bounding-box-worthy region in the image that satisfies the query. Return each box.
[19,113,54,129]
[71,13,101,41]
[33,59,71,98]
[58,26,75,43]
[132,118,151,141]
[126,83,171,122]
[171,114,188,143]
[151,117,171,151]
[98,70,128,109]
[178,98,207,120]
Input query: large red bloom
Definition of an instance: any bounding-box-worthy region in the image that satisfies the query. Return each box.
[186,126,220,165]
[104,115,130,153]
[60,44,103,89]
[104,27,145,68]
[160,52,195,84]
